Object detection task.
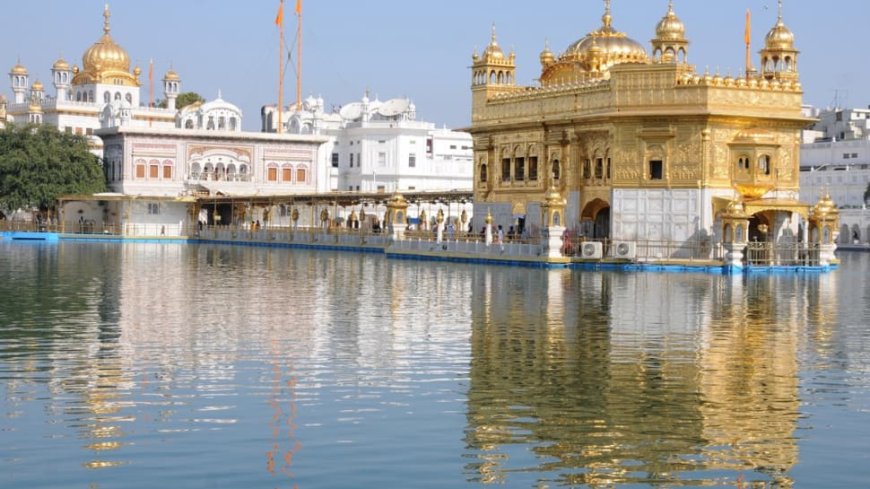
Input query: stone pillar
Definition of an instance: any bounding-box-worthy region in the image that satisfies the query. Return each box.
[386,193,409,242]
[721,201,750,270]
[540,187,567,259]
[436,209,445,243]
[809,194,840,267]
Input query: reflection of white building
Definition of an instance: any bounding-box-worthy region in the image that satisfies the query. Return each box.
[262,93,473,194]
[3,6,178,153]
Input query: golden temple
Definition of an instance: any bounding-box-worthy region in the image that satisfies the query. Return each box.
[470,0,838,266]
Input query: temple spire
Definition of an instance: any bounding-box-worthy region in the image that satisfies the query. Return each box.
[602,0,613,30]
[103,4,111,34]
[778,0,784,21]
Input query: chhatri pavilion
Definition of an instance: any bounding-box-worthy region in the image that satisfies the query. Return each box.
[469,0,838,264]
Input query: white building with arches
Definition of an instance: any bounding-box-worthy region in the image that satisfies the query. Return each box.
[178,93,243,132]
[262,93,473,194]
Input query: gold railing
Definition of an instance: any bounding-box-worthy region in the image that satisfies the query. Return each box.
[746,242,823,267]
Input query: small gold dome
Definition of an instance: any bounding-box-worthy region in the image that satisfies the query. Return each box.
[483,25,505,61]
[31,80,44,91]
[164,69,180,81]
[10,63,28,75]
[655,1,686,41]
[539,41,555,67]
[52,57,70,71]
[28,99,43,113]
[765,18,795,51]
[133,66,142,77]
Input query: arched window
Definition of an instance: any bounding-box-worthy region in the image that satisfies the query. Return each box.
[114,92,122,101]
[226,164,237,181]
[758,155,771,175]
[185,119,194,129]
[296,167,307,184]
[191,162,201,179]
[552,159,561,180]
[282,164,292,182]
[218,116,226,130]
[125,93,132,104]
[207,117,215,130]
[215,163,225,181]
[135,159,146,179]
[89,90,94,102]
[104,92,111,103]
[267,164,278,182]
[479,163,488,183]
[204,163,214,180]
[162,160,173,180]
[229,117,237,131]
[149,159,160,179]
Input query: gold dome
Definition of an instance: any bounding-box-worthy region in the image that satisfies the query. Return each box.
[10,62,28,75]
[765,19,795,51]
[72,5,140,88]
[539,41,555,67]
[164,69,180,81]
[52,57,70,71]
[31,80,44,91]
[28,99,43,113]
[655,1,686,41]
[483,24,505,61]
[541,1,648,84]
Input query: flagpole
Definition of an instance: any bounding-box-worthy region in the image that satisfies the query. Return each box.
[277,0,285,134]
[148,58,154,127]
[296,0,303,111]
[744,9,752,80]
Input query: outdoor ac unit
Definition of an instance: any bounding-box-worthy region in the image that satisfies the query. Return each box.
[612,241,637,260]
[581,242,603,259]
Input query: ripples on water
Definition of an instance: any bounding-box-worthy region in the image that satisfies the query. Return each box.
[1,241,868,488]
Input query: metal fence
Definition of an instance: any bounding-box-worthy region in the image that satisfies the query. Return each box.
[745,242,822,267]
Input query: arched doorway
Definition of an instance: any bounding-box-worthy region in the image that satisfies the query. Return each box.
[581,199,611,240]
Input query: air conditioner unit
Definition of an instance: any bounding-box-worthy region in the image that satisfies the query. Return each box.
[581,241,603,259]
[612,241,637,260]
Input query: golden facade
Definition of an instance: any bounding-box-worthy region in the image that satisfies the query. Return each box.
[470,0,814,252]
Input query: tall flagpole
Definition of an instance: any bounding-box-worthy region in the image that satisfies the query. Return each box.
[148,58,154,126]
[296,0,303,111]
[744,8,752,79]
[277,0,285,134]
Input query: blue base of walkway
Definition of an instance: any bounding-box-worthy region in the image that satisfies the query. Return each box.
[1,231,60,242]
[191,239,385,255]
[1,232,838,275]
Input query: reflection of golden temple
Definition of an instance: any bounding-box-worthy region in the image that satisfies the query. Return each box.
[465,261,809,486]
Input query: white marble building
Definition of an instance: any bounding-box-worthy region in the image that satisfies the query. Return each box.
[262,93,473,194]
[800,106,870,208]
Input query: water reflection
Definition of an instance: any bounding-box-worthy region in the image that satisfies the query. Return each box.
[464,268,840,487]
[1,241,864,488]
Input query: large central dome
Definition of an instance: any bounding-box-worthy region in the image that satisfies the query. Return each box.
[72,5,140,88]
[540,1,648,85]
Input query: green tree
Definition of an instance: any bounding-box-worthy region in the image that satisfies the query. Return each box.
[158,91,204,110]
[0,124,106,215]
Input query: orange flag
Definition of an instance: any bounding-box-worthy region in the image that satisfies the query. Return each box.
[275,0,285,27]
[744,9,751,45]
[295,0,302,15]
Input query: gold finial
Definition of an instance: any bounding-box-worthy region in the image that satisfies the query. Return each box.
[778,0,784,21]
[103,4,111,34]
[490,23,498,45]
[668,0,674,12]
[602,0,613,29]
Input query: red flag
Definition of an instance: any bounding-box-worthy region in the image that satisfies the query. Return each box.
[295,0,302,15]
[275,0,285,26]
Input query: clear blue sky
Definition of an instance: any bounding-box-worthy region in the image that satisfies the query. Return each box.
[4,0,868,130]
